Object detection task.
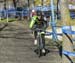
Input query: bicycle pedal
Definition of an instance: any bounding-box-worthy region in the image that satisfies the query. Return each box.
[42,49,46,53]
[41,49,50,56]
[34,48,50,57]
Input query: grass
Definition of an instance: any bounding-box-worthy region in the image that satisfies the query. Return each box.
[71,19,75,25]
[56,19,75,26]
[0,18,17,23]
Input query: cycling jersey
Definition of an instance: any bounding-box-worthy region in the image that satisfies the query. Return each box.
[29,16,38,29]
[29,15,47,30]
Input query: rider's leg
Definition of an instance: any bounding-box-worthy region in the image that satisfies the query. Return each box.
[34,30,37,45]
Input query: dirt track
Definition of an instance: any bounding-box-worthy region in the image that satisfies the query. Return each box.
[0,21,61,63]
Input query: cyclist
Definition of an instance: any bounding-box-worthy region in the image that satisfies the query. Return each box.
[29,10,47,45]
[16,6,23,20]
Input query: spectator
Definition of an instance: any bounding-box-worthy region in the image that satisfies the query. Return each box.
[16,6,23,20]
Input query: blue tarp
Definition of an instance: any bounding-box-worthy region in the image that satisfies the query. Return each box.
[0,8,29,17]
[70,12,75,19]
[0,7,75,18]
[32,6,56,11]
[62,26,75,34]
[63,50,75,56]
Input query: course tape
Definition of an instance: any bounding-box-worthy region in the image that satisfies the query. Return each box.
[63,50,75,56]
[62,26,75,34]
[45,31,62,36]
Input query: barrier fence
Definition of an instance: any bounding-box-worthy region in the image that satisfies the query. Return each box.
[0,10,30,23]
[62,26,75,63]
[0,10,29,19]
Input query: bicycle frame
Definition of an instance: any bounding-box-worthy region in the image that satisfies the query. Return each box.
[37,30,45,49]
[34,28,47,57]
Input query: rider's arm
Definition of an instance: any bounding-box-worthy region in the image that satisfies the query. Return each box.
[29,16,38,29]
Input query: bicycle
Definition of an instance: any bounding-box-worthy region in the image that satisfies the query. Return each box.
[34,28,49,57]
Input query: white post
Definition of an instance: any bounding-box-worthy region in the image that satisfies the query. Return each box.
[0,12,1,21]
[6,10,8,23]
[7,11,8,23]
[0,8,1,21]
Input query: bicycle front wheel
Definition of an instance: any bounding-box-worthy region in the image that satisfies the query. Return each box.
[37,33,45,57]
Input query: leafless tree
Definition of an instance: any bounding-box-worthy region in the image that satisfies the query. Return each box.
[28,0,30,8]
[4,0,6,10]
[13,0,17,8]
